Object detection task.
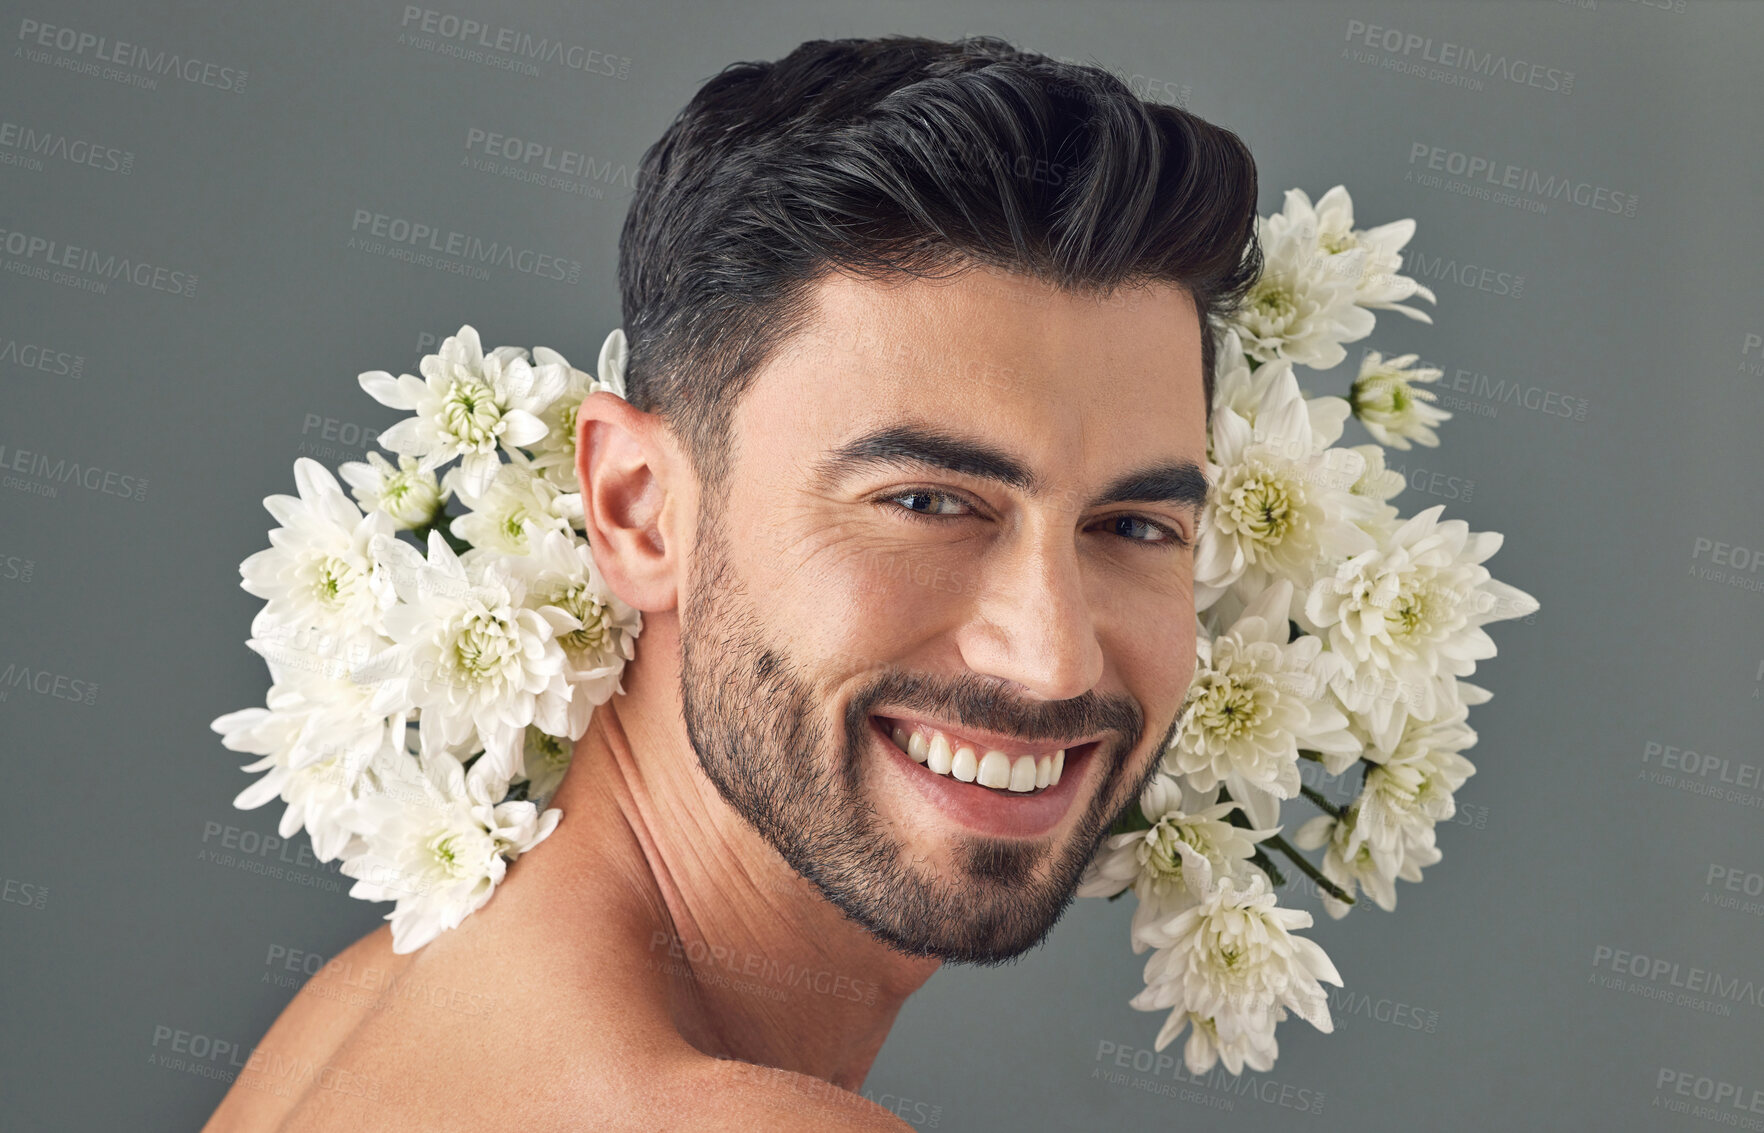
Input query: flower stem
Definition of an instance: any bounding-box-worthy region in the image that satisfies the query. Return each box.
[1263,834,1356,906]
[1248,847,1287,888]
[1299,784,1345,820]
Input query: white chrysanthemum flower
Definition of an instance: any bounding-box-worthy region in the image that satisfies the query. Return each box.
[595,327,628,399]
[239,458,397,638]
[1301,505,1538,747]
[211,706,369,862]
[524,328,627,493]
[1210,326,1351,452]
[515,529,642,739]
[338,451,446,531]
[1078,775,1276,951]
[1131,872,1341,1075]
[1164,580,1359,829]
[1355,705,1477,852]
[1195,370,1380,610]
[523,351,598,494]
[368,530,577,789]
[358,325,568,498]
[1347,443,1406,531]
[340,749,560,953]
[1351,351,1452,450]
[1159,1011,1283,1078]
[520,726,574,804]
[1229,199,1376,369]
[1294,802,1441,919]
[1304,185,1438,322]
[445,457,577,559]
[240,626,409,787]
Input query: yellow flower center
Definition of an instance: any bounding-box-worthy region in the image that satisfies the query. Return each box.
[440,378,505,449]
[1223,471,1297,550]
[558,585,613,655]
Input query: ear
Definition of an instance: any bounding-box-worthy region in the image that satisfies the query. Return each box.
[573,390,686,612]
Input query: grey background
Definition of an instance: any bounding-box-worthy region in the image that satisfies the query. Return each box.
[2,0,1760,1129]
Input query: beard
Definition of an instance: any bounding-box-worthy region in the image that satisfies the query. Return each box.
[677,495,1178,965]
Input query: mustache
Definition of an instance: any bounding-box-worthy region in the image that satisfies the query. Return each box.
[848,669,1142,752]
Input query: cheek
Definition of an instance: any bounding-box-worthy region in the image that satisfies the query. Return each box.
[1117,609,1198,729]
[744,520,966,670]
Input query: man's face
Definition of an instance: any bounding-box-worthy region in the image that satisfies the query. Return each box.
[677,265,1207,964]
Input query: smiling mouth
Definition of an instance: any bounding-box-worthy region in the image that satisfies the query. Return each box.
[870,714,1100,797]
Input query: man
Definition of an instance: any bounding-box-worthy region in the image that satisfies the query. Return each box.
[206,33,1259,1131]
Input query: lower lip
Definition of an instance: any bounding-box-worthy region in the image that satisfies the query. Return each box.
[867,715,1101,839]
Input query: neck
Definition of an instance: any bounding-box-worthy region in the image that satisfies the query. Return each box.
[492,610,940,1090]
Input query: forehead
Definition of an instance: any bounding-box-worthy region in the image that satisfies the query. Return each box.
[737,266,1208,478]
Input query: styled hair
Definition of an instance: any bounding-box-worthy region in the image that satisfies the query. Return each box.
[617,34,1261,501]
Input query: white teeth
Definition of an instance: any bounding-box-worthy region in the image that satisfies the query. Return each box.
[976,750,1012,789]
[884,719,1071,795]
[926,732,953,775]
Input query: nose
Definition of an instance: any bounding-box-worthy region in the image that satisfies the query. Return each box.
[956,513,1105,703]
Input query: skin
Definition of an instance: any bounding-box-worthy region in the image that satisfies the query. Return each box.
[203,262,1206,1131]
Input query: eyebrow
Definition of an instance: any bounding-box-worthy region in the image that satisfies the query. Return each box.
[808,423,1211,518]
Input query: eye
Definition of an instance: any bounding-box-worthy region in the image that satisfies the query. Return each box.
[880,489,1189,550]
[1098,514,1189,550]
[883,489,972,519]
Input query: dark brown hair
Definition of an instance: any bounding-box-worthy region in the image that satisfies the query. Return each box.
[618,34,1261,502]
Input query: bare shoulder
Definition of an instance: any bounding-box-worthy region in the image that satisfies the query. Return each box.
[201,922,413,1132]
[202,920,911,1132]
[681,1057,919,1132]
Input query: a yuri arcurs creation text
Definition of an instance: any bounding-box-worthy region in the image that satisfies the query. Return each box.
[211,184,1537,1079]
